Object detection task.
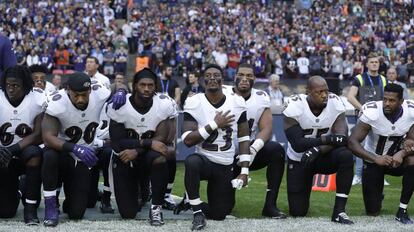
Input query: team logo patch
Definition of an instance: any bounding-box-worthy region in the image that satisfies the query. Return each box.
[83,82,91,88]
[13,110,18,115]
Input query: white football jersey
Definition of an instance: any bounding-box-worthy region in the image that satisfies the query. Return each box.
[0,88,47,147]
[283,93,346,161]
[107,93,178,140]
[45,81,110,147]
[226,87,271,140]
[360,100,414,160]
[184,92,247,165]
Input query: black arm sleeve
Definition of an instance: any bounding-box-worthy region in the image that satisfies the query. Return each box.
[237,111,247,124]
[184,112,197,122]
[285,124,323,153]
[109,119,140,152]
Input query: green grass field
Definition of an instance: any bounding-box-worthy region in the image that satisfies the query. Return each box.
[171,162,413,218]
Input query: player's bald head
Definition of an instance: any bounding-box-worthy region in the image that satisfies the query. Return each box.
[307,76,327,91]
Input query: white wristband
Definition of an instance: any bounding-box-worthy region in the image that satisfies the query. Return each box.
[209,121,218,131]
[198,127,210,140]
[238,154,251,163]
[241,167,249,175]
[181,131,192,142]
[238,136,250,143]
[251,139,265,153]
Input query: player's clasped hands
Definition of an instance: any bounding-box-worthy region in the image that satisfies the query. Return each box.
[374,155,393,167]
[214,110,235,128]
[403,138,414,153]
[118,149,138,163]
[151,140,168,157]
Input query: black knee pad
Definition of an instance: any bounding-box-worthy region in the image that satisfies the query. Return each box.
[42,149,59,169]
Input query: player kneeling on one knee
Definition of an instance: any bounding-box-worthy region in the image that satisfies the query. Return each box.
[227,63,286,219]
[107,68,177,226]
[0,65,46,225]
[284,76,354,224]
[175,64,250,230]
[349,83,414,224]
[41,73,115,227]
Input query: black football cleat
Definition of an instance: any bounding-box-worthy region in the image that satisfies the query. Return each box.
[173,194,190,215]
[191,212,206,231]
[262,206,287,219]
[149,205,164,226]
[395,208,413,224]
[331,212,354,224]
[100,200,115,214]
[24,203,39,226]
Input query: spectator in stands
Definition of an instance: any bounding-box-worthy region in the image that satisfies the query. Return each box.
[159,65,180,105]
[26,49,40,67]
[103,46,116,78]
[54,44,70,70]
[297,51,310,79]
[115,46,128,75]
[110,73,130,94]
[52,74,62,91]
[180,71,204,109]
[387,66,408,99]
[30,64,55,92]
[265,74,284,114]
[85,56,111,88]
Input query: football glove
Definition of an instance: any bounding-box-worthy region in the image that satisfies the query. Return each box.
[301,147,320,168]
[72,144,98,168]
[111,89,127,110]
[0,147,13,168]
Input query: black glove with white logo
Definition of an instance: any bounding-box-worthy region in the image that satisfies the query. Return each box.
[301,147,320,168]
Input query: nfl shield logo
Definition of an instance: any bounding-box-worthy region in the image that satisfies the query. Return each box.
[13,110,18,114]
[82,113,86,118]
[141,118,145,122]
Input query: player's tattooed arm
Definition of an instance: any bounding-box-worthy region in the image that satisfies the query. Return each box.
[42,113,66,151]
[17,113,44,150]
[256,108,273,143]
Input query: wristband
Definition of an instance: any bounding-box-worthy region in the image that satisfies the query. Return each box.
[198,126,210,139]
[63,142,75,152]
[142,139,152,149]
[209,121,218,131]
[251,139,265,153]
[241,167,249,175]
[181,131,192,142]
[238,154,251,163]
[238,136,250,143]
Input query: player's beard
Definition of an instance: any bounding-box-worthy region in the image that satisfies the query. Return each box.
[235,78,253,94]
[136,92,154,105]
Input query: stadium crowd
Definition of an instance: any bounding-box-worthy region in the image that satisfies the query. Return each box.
[124,0,414,82]
[0,0,129,77]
